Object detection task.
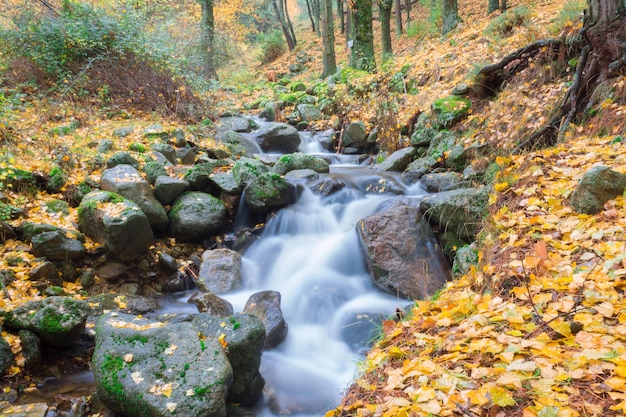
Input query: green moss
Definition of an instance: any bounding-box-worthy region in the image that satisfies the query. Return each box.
[40,309,71,332]
[128,143,147,153]
[101,354,126,398]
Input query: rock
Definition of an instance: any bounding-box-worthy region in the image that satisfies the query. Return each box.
[18,329,41,370]
[375,147,416,172]
[428,130,458,160]
[244,291,288,349]
[97,139,115,153]
[216,131,260,157]
[285,169,319,182]
[343,121,367,148]
[152,143,177,164]
[570,165,626,214]
[189,292,234,316]
[106,151,139,169]
[30,230,86,262]
[169,192,228,242]
[100,164,169,231]
[402,156,438,183]
[410,127,437,147]
[143,124,169,140]
[0,331,13,374]
[421,187,489,240]
[97,261,128,281]
[451,83,469,95]
[28,261,62,285]
[78,191,154,262]
[184,160,229,191]
[296,104,323,122]
[113,126,134,137]
[253,123,301,153]
[244,172,297,214]
[175,147,197,165]
[88,293,158,315]
[143,161,168,185]
[192,313,265,405]
[259,102,277,122]
[208,172,244,195]
[46,166,65,193]
[195,249,243,294]
[272,152,330,175]
[18,221,84,243]
[0,220,16,243]
[310,177,345,196]
[421,172,466,192]
[2,296,90,347]
[357,203,451,300]
[154,176,191,205]
[93,312,233,417]
[217,116,254,133]
[453,244,478,277]
[431,95,471,129]
[232,157,270,187]
[0,403,49,417]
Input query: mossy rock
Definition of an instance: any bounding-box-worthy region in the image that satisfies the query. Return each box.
[0,167,37,191]
[431,95,471,129]
[273,153,330,175]
[244,172,297,214]
[232,158,270,187]
[47,166,66,193]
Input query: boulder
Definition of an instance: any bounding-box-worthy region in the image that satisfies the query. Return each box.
[0,331,13,375]
[18,329,41,370]
[217,116,255,133]
[93,312,233,417]
[244,291,288,349]
[431,95,471,129]
[453,244,479,277]
[184,161,229,191]
[444,142,492,172]
[421,171,466,192]
[30,230,86,261]
[232,157,270,187]
[18,221,84,243]
[100,164,169,231]
[169,192,227,242]
[192,313,265,405]
[244,172,297,214]
[272,153,330,175]
[154,176,191,205]
[2,296,90,347]
[195,249,243,294]
[342,121,367,148]
[570,165,626,214]
[189,292,234,316]
[78,191,154,262]
[143,161,169,185]
[253,123,301,153]
[296,104,323,122]
[375,147,416,172]
[28,261,62,285]
[421,187,489,240]
[216,131,261,157]
[402,156,438,183]
[208,172,244,196]
[357,203,451,300]
[106,151,139,169]
[151,143,177,164]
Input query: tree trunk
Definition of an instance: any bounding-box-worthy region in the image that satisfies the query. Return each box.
[394,0,402,35]
[311,0,322,36]
[500,0,507,12]
[405,0,411,26]
[442,0,460,35]
[271,0,296,50]
[283,0,298,43]
[346,8,352,45]
[305,0,317,32]
[322,0,337,77]
[198,0,217,80]
[488,0,498,14]
[380,0,393,56]
[349,0,376,71]
[338,0,345,34]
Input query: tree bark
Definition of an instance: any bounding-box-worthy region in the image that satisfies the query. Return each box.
[488,0,499,14]
[311,0,322,36]
[442,0,460,35]
[322,0,337,77]
[500,0,507,12]
[198,0,217,80]
[283,0,298,43]
[305,0,317,32]
[404,0,411,26]
[394,0,403,35]
[271,0,296,50]
[380,0,394,56]
[337,0,345,34]
[349,0,376,71]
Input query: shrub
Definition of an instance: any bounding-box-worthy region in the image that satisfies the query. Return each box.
[484,6,531,38]
[258,31,286,65]
[548,0,585,35]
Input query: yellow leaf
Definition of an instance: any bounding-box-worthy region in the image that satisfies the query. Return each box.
[414,386,436,402]
[123,353,134,363]
[467,387,489,406]
[164,344,178,355]
[548,319,572,338]
[489,386,516,407]
[218,333,228,349]
[166,402,177,412]
[131,371,144,384]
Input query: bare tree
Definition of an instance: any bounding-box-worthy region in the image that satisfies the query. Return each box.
[197,0,217,80]
[321,0,337,76]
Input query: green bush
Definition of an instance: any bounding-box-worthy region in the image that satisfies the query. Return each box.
[258,31,286,66]
[484,6,531,38]
[0,0,144,81]
[548,0,585,35]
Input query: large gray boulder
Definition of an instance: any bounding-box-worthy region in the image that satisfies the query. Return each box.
[244,172,297,214]
[570,165,626,214]
[195,248,242,294]
[0,328,14,374]
[184,161,230,191]
[217,116,255,133]
[402,156,438,183]
[421,187,489,240]
[216,131,260,157]
[192,313,265,405]
[232,157,270,187]
[357,203,451,300]
[421,171,467,192]
[253,123,301,153]
[296,104,323,122]
[189,292,234,316]
[244,291,288,349]
[272,152,330,175]
[343,121,367,148]
[30,230,86,261]
[1,297,90,347]
[78,191,154,262]
[100,164,169,231]
[375,147,416,172]
[154,175,191,205]
[93,312,233,417]
[169,192,227,242]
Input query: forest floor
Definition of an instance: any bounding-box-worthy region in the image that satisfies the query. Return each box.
[1,0,626,415]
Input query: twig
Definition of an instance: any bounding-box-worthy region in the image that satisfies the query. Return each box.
[453,401,479,417]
